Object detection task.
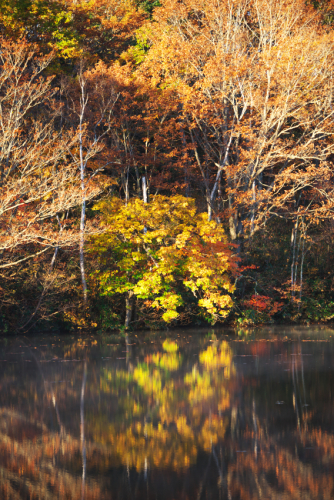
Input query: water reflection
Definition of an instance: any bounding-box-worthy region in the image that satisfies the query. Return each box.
[0,327,334,498]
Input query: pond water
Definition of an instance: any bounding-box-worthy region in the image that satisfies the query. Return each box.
[1,326,334,499]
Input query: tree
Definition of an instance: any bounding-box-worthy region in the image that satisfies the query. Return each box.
[65,0,147,62]
[64,60,119,302]
[96,63,184,203]
[0,0,149,63]
[0,38,94,269]
[142,0,334,243]
[90,195,236,327]
[0,0,81,58]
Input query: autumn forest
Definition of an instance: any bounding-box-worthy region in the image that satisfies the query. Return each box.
[2,0,334,333]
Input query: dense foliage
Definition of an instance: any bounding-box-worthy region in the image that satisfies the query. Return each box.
[91,195,235,326]
[1,0,334,332]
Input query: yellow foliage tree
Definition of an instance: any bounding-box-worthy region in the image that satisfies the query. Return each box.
[90,195,236,327]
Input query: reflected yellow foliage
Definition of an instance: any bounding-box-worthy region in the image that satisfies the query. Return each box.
[133,365,162,395]
[176,416,194,440]
[199,341,235,378]
[185,367,214,403]
[95,340,233,471]
[162,339,179,352]
[91,420,198,470]
[199,416,229,451]
[151,352,182,371]
[218,387,231,413]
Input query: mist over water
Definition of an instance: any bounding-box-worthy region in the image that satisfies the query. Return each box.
[0,326,334,499]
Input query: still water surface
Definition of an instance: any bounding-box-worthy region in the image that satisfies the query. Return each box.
[0,326,334,499]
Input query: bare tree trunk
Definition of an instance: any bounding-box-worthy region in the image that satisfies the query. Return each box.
[299,220,306,311]
[294,229,302,299]
[291,217,299,299]
[79,201,87,303]
[207,199,213,222]
[79,73,88,303]
[228,197,238,241]
[210,133,233,214]
[250,180,256,236]
[181,128,190,197]
[143,176,148,237]
[124,165,130,205]
[125,291,134,329]
[67,64,119,303]
[142,176,148,203]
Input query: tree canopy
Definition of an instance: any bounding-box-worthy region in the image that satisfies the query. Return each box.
[91,195,236,324]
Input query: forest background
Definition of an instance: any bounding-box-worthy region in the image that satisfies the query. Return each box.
[1,0,334,333]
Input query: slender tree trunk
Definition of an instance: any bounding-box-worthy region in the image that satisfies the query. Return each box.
[299,222,306,311]
[79,74,88,303]
[291,217,299,299]
[134,163,141,196]
[188,127,212,220]
[294,228,302,299]
[181,128,190,197]
[142,176,148,203]
[228,200,238,241]
[125,290,134,329]
[250,180,256,236]
[210,133,233,217]
[73,65,118,303]
[143,176,148,236]
[207,199,212,222]
[124,165,130,205]
[79,198,87,303]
